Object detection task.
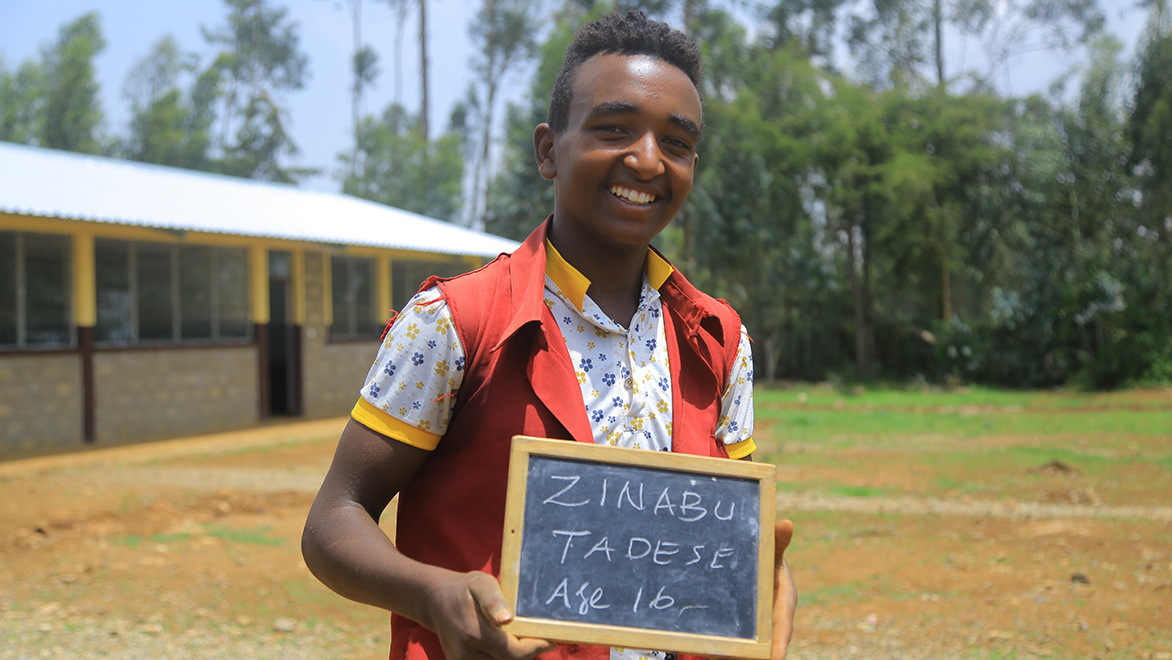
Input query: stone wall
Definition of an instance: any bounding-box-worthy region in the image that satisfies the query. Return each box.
[93,345,257,445]
[0,352,83,455]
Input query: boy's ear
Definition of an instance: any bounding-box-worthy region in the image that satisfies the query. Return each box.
[534,123,557,180]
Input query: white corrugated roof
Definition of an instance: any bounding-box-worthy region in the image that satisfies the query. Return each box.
[0,141,519,258]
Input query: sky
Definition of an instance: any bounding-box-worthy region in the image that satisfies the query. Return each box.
[0,1,1153,194]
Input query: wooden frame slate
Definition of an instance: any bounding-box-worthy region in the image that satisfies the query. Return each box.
[500,436,776,659]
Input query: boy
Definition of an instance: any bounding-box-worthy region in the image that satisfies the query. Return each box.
[302,10,796,660]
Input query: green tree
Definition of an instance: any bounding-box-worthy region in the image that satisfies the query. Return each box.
[484,7,586,240]
[200,0,310,181]
[761,0,849,65]
[691,41,841,380]
[467,0,540,227]
[344,104,464,222]
[376,0,431,140]
[39,12,106,154]
[0,57,43,145]
[847,0,1105,91]
[1124,1,1172,383]
[120,36,211,169]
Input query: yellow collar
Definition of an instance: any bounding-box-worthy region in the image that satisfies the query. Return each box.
[544,240,674,313]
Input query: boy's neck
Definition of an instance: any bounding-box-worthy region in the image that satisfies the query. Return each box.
[547,227,648,328]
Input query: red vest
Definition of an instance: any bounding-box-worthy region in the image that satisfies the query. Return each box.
[390,219,743,660]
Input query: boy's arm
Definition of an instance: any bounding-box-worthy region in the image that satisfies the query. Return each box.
[301,418,554,660]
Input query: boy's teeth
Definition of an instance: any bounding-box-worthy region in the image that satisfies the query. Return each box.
[611,186,654,204]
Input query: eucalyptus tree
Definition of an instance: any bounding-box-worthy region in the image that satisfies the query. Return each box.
[121,36,211,169]
[38,12,106,154]
[345,103,465,222]
[199,0,310,182]
[847,0,1105,92]
[466,0,540,228]
[0,57,42,145]
[377,0,430,140]
[483,5,584,240]
[1125,0,1172,383]
[691,39,843,380]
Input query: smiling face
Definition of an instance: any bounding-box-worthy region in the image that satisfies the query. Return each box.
[535,53,702,257]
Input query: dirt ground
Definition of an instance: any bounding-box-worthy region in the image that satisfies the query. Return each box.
[1,415,1170,659]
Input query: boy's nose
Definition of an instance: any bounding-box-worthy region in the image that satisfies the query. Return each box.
[623,133,666,179]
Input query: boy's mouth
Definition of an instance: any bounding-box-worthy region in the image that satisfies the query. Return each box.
[610,185,656,205]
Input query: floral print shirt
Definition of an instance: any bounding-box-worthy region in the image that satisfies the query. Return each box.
[354,242,754,458]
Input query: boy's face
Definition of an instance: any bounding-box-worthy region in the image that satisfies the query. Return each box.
[536,53,702,253]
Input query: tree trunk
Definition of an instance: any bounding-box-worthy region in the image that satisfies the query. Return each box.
[933,0,945,87]
[860,211,875,375]
[419,0,429,141]
[940,243,952,322]
[762,331,781,383]
[846,218,865,373]
[351,0,362,178]
[847,207,875,376]
[476,76,498,228]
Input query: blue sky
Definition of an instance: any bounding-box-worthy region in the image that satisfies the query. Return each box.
[0,1,1151,194]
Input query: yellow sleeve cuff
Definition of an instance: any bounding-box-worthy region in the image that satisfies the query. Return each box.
[351,398,442,451]
[725,437,756,460]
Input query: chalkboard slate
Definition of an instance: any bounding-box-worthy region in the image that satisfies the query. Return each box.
[500,436,776,659]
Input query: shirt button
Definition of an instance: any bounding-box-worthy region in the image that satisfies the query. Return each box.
[624,378,634,388]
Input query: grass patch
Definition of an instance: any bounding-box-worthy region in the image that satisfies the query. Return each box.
[934,477,980,492]
[203,524,285,546]
[799,582,865,605]
[150,532,193,544]
[109,534,143,548]
[827,484,886,498]
[757,386,1172,441]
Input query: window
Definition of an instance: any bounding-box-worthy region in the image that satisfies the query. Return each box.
[330,255,381,340]
[391,258,469,311]
[94,239,249,345]
[0,231,72,349]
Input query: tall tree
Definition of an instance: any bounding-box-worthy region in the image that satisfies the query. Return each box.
[467,0,539,227]
[691,38,838,380]
[0,57,43,145]
[345,103,464,221]
[39,12,106,154]
[484,7,583,240]
[377,0,430,139]
[200,0,310,181]
[952,0,1105,90]
[763,0,850,65]
[847,0,1105,92]
[375,0,411,107]
[337,0,380,177]
[847,0,933,89]
[1125,0,1172,383]
[121,36,211,169]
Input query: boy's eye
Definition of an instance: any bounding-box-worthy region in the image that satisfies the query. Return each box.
[664,136,694,154]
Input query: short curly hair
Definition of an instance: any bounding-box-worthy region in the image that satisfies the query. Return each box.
[546,10,703,132]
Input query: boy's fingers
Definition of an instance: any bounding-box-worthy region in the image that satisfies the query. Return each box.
[774,519,794,564]
[504,635,557,660]
[466,573,555,660]
[467,573,514,626]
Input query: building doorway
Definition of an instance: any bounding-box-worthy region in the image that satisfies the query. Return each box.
[268,251,301,416]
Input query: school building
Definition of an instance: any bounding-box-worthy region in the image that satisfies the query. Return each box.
[0,141,518,459]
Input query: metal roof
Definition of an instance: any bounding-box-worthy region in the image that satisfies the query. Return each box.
[0,141,519,258]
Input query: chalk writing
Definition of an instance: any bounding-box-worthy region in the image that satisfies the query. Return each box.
[514,455,761,639]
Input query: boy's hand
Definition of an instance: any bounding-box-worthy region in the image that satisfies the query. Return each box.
[429,570,555,660]
[771,520,797,660]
